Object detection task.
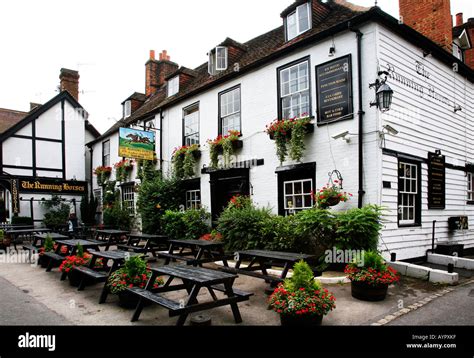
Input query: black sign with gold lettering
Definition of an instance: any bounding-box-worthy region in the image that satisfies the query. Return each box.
[10,179,20,214]
[316,55,353,123]
[428,153,446,209]
[18,179,87,195]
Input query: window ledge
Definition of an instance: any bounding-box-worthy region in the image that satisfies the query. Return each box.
[398,223,422,228]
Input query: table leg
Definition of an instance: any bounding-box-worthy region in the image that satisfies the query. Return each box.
[99,260,119,304]
[224,281,242,324]
[280,262,291,280]
[78,255,98,291]
[131,272,160,322]
[194,248,204,267]
[177,284,201,326]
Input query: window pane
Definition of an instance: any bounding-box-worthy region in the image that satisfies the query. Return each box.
[304,195,312,208]
[294,182,302,195]
[285,183,293,195]
[287,12,297,40]
[297,3,310,33]
[295,196,303,208]
[303,180,312,193]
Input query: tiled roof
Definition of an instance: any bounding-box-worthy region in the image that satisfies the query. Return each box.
[0,108,27,134]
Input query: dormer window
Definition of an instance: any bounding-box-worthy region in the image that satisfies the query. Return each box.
[286,2,311,41]
[124,100,132,118]
[208,46,228,75]
[167,76,179,97]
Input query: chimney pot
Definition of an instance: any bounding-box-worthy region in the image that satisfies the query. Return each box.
[469,18,474,23]
[150,50,155,60]
[456,13,464,26]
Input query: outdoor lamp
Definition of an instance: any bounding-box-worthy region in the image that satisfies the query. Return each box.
[370,71,393,113]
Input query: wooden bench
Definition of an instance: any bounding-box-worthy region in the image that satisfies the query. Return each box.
[22,244,40,263]
[43,252,66,272]
[73,266,108,291]
[156,252,198,265]
[127,287,182,313]
[209,284,254,299]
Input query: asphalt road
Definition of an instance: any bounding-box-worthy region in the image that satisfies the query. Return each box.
[0,276,71,325]
[389,281,474,326]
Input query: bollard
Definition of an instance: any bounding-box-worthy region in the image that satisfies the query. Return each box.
[447,263,454,273]
[391,253,397,262]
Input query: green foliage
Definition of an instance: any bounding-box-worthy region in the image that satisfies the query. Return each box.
[334,205,383,251]
[11,216,33,226]
[40,195,70,228]
[44,235,54,252]
[183,152,197,178]
[172,154,185,179]
[289,120,307,162]
[261,215,298,252]
[136,174,184,234]
[136,158,158,182]
[76,243,84,258]
[357,250,386,270]
[103,181,119,207]
[80,192,98,225]
[283,260,320,292]
[274,131,289,165]
[217,199,273,251]
[124,256,148,278]
[162,209,211,241]
[293,208,336,254]
[103,203,134,231]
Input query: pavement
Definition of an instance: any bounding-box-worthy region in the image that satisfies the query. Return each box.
[0,250,470,326]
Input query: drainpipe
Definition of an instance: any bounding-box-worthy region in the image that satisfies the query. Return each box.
[159,109,164,173]
[349,23,365,209]
[89,146,94,192]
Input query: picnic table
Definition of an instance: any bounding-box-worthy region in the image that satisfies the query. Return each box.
[221,250,317,286]
[73,249,143,303]
[22,233,69,263]
[157,239,230,267]
[44,238,105,276]
[128,265,253,326]
[95,230,129,250]
[117,234,168,257]
[6,228,52,250]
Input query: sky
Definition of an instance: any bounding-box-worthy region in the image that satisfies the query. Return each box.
[1,0,473,133]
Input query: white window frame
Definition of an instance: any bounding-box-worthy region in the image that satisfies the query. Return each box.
[283,179,313,214]
[215,46,228,71]
[286,2,311,41]
[208,51,216,75]
[468,172,474,202]
[219,86,241,134]
[102,140,110,167]
[186,190,201,210]
[279,60,310,119]
[121,185,135,216]
[183,104,200,146]
[398,162,418,225]
[124,100,132,118]
[167,76,179,97]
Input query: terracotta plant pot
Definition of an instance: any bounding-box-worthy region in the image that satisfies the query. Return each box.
[351,280,388,302]
[280,314,323,326]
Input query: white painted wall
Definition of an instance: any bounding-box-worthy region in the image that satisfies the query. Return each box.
[377,23,474,259]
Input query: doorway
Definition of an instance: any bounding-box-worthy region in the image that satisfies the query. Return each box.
[210,168,250,222]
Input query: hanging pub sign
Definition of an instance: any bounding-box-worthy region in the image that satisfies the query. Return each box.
[10,179,20,214]
[119,127,156,161]
[18,178,87,195]
[316,55,353,123]
[428,152,446,209]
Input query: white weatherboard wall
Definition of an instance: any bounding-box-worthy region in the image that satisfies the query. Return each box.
[161,24,379,215]
[376,23,474,259]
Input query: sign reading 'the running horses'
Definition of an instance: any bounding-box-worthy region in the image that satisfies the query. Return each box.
[316,55,353,123]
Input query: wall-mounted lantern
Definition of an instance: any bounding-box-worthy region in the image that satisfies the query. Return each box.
[369,71,393,112]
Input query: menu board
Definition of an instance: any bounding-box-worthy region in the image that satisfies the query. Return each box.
[316,55,353,123]
[428,153,446,209]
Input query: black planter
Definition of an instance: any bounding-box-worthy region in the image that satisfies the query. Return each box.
[67,270,95,287]
[117,290,152,309]
[280,314,323,326]
[269,123,315,140]
[39,255,61,269]
[351,281,388,302]
[216,140,243,154]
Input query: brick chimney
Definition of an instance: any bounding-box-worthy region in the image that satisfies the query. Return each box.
[145,50,179,97]
[455,13,463,27]
[463,18,474,70]
[399,0,453,52]
[59,68,80,101]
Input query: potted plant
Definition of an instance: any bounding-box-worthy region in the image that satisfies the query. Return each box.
[345,250,400,302]
[266,115,313,164]
[172,144,200,179]
[94,166,112,186]
[107,256,164,308]
[313,181,352,209]
[114,159,134,183]
[268,260,336,326]
[59,244,104,287]
[207,130,242,168]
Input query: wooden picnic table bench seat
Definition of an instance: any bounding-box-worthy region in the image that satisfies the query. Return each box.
[73,266,108,280]
[156,252,199,265]
[126,287,182,311]
[209,284,254,299]
[43,252,66,272]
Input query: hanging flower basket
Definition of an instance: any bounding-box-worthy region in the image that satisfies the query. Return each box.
[114,159,134,183]
[265,115,313,164]
[207,130,242,168]
[312,180,352,209]
[94,166,112,186]
[172,144,201,179]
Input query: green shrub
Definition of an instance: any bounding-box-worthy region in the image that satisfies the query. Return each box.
[40,195,70,228]
[261,215,299,252]
[162,209,211,241]
[11,216,33,226]
[334,205,383,251]
[103,204,134,231]
[294,208,336,253]
[283,260,320,292]
[217,200,272,251]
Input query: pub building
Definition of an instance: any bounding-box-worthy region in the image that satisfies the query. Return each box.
[0,69,100,225]
[90,0,474,261]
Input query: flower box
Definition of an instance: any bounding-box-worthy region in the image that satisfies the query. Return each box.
[215,139,243,154]
[269,123,314,140]
[175,149,201,159]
